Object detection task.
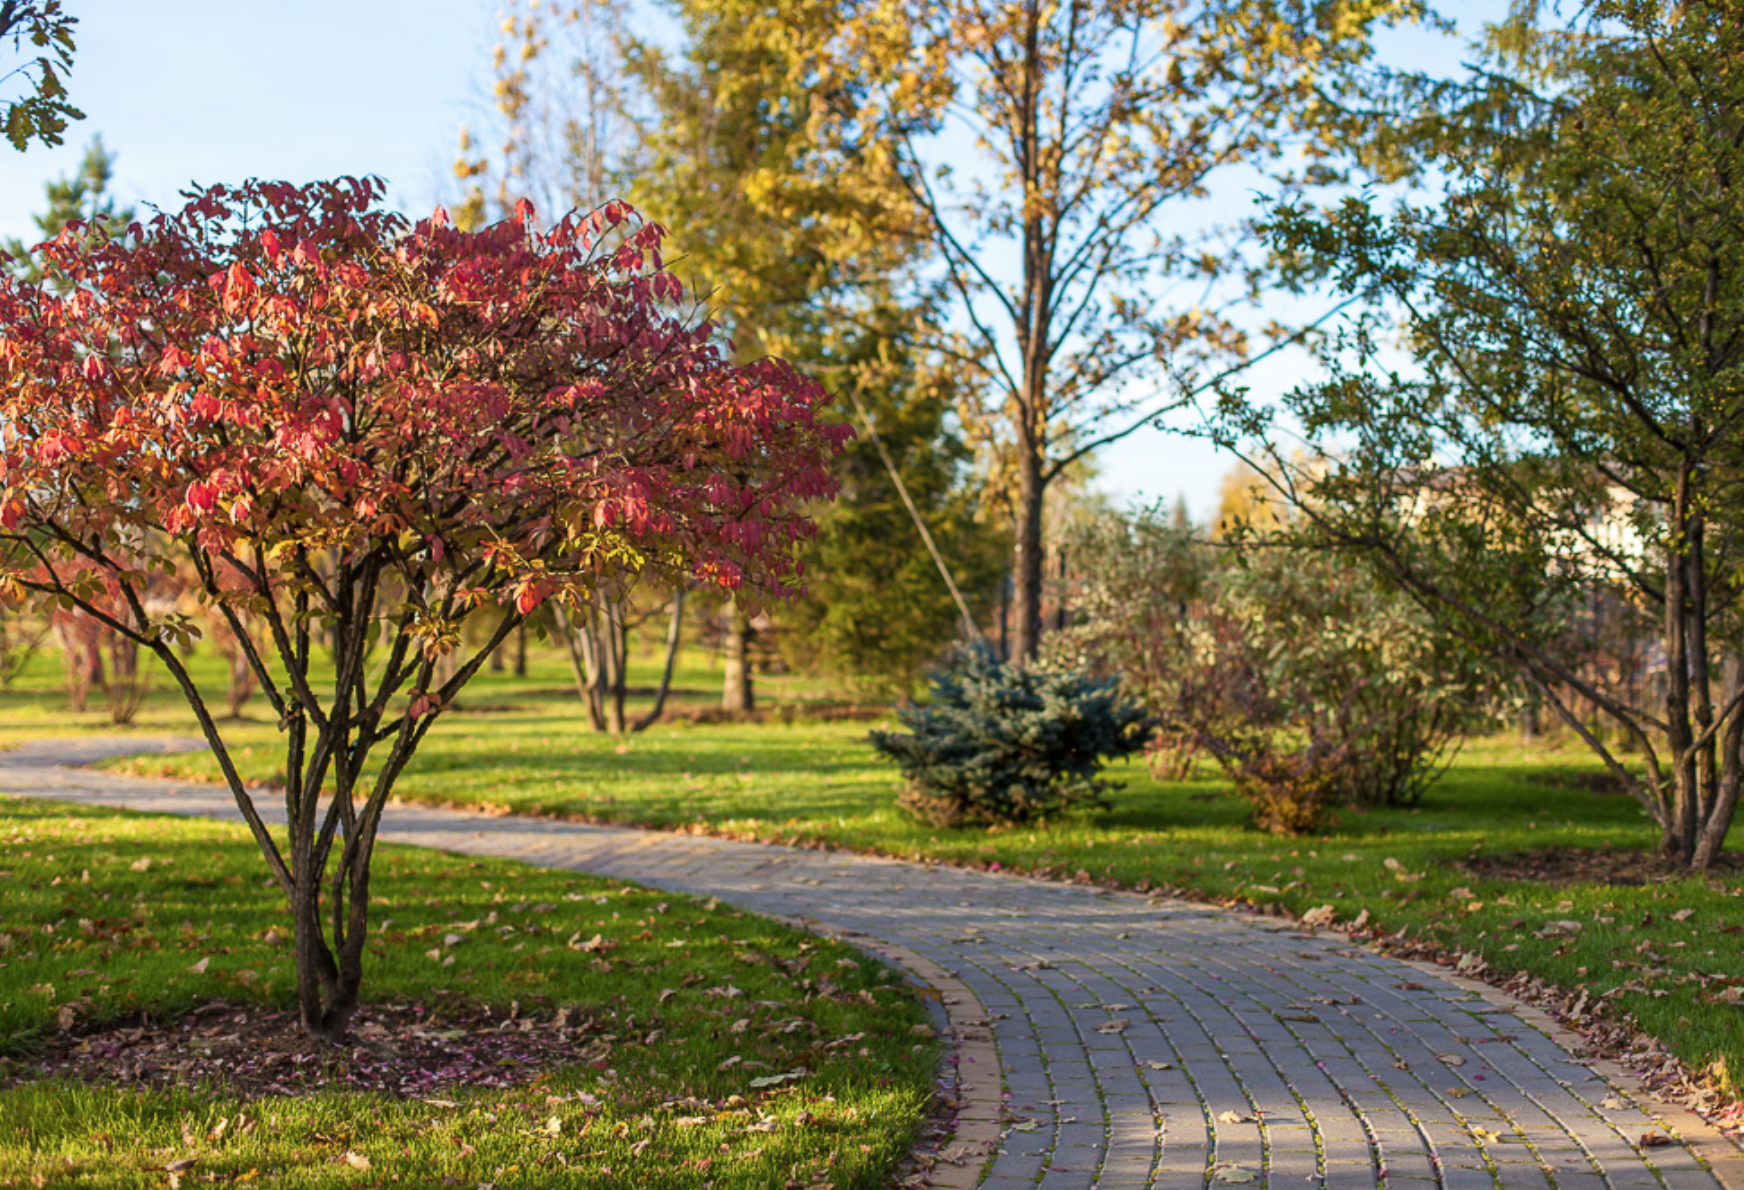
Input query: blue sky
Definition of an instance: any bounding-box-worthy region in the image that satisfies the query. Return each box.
[2,1,497,237]
[3,1,1510,523]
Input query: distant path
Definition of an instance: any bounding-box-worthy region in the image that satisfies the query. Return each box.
[2,737,1738,1190]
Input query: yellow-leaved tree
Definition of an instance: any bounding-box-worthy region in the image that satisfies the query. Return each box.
[822,0,1430,660]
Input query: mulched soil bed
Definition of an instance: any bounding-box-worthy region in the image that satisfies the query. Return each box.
[0,998,612,1099]
[1458,846,1744,886]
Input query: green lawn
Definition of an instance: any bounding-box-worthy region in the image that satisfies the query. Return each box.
[0,797,938,1188]
[5,642,1743,1095]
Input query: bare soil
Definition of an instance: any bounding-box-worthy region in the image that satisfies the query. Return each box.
[1457,846,1744,887]
[0,998,613,1099]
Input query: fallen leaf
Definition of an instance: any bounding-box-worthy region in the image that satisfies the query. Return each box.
[544,1116,562,1136]
[1599,1095,1625,1111]
[1010,1120,1039,1132]
[1437,1053,1466,1066]
[1216,1168,1255,1183]
[1144,1061,1174,1071]
[164,1158,197,1173]
[187,958,210,975]
[747,1070,805,1088]
[1217,1110,1256,1124]
[1471,1126,1504,1144]
[130,857,153,872]
[1445,1087,1470,1099]
[342,1151,370,1171]
[1639,1132,1672,1148]
[1095,1019,1129,1035]
[1671,908,1694,922]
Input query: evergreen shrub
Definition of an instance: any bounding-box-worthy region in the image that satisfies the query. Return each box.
[870,646,1149,827]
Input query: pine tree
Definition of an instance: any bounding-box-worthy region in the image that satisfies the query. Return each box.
[3,135,133,288]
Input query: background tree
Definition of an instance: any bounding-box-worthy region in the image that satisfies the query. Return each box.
[1229,0,1744,868]
[826,0,1427,661]
[0,178,847,1038]
[4,134,132,285]
[777,331,1008,694]
[1,0,79,151]
[618,0,1005,699]
[553,582,685,733]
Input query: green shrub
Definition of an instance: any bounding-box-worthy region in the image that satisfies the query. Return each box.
[1053,511,1499,830]
[869,645,1149,827]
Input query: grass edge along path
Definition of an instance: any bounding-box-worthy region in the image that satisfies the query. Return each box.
[92,721,1744,1149]
[0,796,943,1190]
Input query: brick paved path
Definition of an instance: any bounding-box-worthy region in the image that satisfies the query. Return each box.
[1,738,1734,1190]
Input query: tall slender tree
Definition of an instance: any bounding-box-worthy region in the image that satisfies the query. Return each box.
[619,0,1003,699]
[826,0,1427,660]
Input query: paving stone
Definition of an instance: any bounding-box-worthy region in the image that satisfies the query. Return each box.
[1,737,1730,1190]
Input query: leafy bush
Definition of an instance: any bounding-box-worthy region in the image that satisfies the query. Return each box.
[1053,511,1497,832]
[869,646,1149,827]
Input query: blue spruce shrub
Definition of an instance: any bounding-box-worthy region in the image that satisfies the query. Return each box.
[870,645,1150,826]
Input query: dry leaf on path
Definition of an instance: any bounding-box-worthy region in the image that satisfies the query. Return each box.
[1217,1110,1256,1124]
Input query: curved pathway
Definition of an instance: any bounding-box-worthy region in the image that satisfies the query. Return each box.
[2,738,1738,1190]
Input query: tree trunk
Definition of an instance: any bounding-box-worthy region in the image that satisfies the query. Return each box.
[514,622,527,676]
[722,599,755,712]
[601,592,627,735]
[1009,446,1047,662]
[632,589,685,733]
[1518,686,1540,742]
[1693,651,1743,870]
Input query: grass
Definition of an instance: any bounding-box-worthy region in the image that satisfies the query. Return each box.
[5,642,1744,1090]
[0,798,939,1188]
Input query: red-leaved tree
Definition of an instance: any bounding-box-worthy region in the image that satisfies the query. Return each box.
[0,177,849,1040]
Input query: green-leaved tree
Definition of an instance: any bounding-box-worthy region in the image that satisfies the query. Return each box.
[1228,0,1744,869]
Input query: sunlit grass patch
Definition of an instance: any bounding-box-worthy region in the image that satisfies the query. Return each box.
[0,799,938,1189]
